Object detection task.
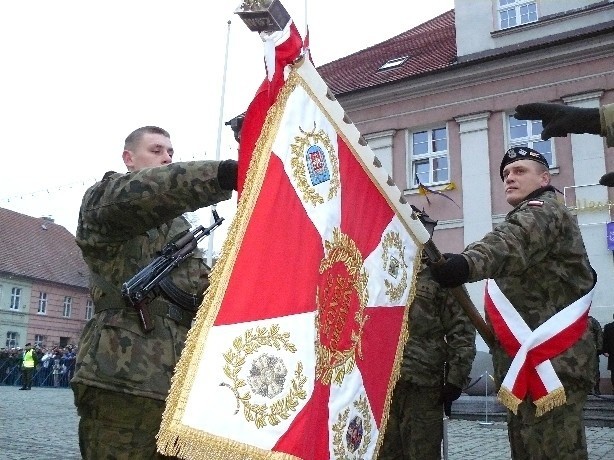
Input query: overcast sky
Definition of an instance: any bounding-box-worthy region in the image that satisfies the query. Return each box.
[0,0,454,253]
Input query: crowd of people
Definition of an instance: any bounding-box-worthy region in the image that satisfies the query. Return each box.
[0,344,78,388]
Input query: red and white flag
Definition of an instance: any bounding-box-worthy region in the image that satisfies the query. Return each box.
[158,18,429,460]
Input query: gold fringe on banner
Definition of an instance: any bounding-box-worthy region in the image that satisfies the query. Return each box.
[534,386,566,417]
[497,386,567,417]
[372,250,423,459]
[497,386,522,415]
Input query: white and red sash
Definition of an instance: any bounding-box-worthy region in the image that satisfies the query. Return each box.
[484,279,594,416]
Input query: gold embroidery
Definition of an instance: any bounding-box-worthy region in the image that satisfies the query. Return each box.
[331,394,373,459]
[290,123,340,206]
[316,228,369,385]
[381,231,408,303]
[221,325,307,429]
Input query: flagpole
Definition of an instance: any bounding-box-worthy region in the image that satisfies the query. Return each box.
[304,0,308,36]
[207,19,232,267]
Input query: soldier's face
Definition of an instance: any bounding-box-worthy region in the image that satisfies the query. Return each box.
[123,133,174,172]
[502,160,549,207]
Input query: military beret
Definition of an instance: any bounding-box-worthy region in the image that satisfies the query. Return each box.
[500,146,549,181]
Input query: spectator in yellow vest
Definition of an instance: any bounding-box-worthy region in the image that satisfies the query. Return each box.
[19,343,38,390]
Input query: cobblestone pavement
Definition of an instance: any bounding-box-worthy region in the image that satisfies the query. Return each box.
[0,385,612,459]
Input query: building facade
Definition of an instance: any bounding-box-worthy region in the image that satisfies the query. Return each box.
[319,0,614,390]
[0,208,91,349]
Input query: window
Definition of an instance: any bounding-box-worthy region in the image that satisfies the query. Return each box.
[508,114,554,167]
[38,291,47,314]
[10,287,22,310]
[378,56,409,71]
[63,296,72,318]
[409,127,449,187]
[6,331,17,348]
[498,0,537,29]
[85,299,93,321]
[34,334,45,347]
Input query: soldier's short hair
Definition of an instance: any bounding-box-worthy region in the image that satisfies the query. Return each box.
[124,126,170,151]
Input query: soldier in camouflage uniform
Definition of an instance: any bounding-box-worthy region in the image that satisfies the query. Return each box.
[588,316,604,395]
[71,126,237,459]
[431,146,596,460]
[380,245,476,459]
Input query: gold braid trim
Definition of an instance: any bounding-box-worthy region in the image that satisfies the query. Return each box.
[372,249,423,459]
[497,386,523,415]
[534,386,566,417]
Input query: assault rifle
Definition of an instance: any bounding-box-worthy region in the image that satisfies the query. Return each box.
[122,209,224,332]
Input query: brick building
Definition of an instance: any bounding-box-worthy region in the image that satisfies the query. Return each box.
[0,207,90,349]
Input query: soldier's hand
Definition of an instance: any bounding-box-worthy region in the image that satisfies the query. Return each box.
[429,253,469,288]
[218,159,238,191]
[440,383,462,412]
[513,103,601,140]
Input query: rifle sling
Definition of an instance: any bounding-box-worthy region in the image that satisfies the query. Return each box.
[90,272,196,329]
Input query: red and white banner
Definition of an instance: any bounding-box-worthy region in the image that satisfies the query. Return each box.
[484,279,593,416]
[158,19,429,460]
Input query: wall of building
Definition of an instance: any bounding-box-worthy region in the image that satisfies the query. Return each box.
[0,274,89,350]
[337,4,614,362]
[27,280,89,348]
[455,0,614,59]
[0,275,30,348]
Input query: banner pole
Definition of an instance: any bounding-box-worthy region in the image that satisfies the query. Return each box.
[207,19,232,267]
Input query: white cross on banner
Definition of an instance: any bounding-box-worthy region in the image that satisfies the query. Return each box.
[157,18,430,460]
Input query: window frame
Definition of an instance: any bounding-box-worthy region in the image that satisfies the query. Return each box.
[9,287,22,311]
[497,0,538,30]
[407,125,450,188]
[38,291,48,315]
[378,56,409,72]
[62,296,72,318]
[34,334,45,348]
[507,113,555,168]
[85,299,93,321]
[6,331,18,348]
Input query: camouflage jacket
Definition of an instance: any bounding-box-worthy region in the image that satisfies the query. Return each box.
[462,188,595,391]
[400,265,477,388]
[72,161,232,400]
[588,316,603,354]
[601,103,614,147]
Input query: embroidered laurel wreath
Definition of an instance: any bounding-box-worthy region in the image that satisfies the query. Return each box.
[316,228,369,386]
[222,325,307,429]
[290,124,340,206]
[331,394,373,459]
[381,231,408,303]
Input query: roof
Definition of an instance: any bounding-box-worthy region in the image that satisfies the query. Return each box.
[0,207,89,289]
[317,10,456,96]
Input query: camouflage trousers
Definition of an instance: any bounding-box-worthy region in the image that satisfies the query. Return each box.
[72,383,177,460]
[379,380,442,460]
[507,386,588,460]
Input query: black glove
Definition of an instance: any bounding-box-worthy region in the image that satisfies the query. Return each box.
[440,383,462,416]
[217,159,238,191]
[429,253,469,288]
[513,103,601,140]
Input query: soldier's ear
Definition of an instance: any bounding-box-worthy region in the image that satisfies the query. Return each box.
[123,150,135,171]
